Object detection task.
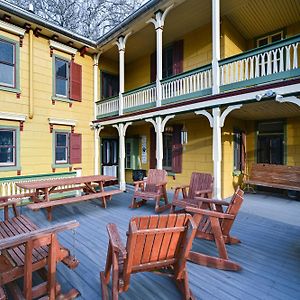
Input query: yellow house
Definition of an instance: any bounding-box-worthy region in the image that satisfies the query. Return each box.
[1,0,300,199]
[93,0,300,198]
[0,1,98,193]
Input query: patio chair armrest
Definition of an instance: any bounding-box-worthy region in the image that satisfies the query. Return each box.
[186,207,234,219]
[194,197,229,206]
[195,189,213,196]
[107,223,127,259]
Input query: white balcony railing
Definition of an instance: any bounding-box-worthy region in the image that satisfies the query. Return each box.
[161,66,212,100]
[96,96,119,117]
[124,83,156,110]
[220,35,299,86]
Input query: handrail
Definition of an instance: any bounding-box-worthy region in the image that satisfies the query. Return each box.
[220,34,300,66]
[123,82,156,96]
[96,95,119,104]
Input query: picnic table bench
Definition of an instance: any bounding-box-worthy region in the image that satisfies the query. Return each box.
[244,163,300,192]
[16,175,122,221]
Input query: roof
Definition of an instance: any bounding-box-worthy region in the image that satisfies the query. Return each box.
[0,0,96,48]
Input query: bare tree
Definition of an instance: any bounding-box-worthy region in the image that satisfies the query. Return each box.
[7,0,145,39]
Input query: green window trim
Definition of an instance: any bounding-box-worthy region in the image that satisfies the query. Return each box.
[52,129,71,168]
[52,54,73,103]
[0,34,20,94]
[125,137,139,170]
[0,125,21,172]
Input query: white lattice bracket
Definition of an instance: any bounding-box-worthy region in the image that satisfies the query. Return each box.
[275,95,300,107]
[220,104,243,127]
[195,110,213,128]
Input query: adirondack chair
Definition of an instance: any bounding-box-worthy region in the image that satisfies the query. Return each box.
[100,214,197,300]
[186,187,244,271]
[131,169,170,213]
[170,172,213,213]
[0,196,80,299]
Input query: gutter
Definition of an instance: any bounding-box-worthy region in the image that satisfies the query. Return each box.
[0,0,96,47]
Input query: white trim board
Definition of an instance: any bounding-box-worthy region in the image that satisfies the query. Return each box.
[0,112,27,122]
[48,118,77,126]
[49,40,77,55]
[0,20,26,37]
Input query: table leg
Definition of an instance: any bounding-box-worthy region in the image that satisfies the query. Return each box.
[99,181,106,208]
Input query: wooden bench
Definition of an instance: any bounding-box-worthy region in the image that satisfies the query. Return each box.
[0,199,80,299]
[244,163,300,192]
[27,189,123,221]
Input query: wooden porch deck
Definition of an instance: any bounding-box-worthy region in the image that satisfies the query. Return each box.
[4,187,300,299]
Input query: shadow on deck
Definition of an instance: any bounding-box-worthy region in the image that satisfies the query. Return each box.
[8,187,300,299]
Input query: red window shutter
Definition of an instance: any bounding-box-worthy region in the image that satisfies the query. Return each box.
[172,125,183,173]
[241,131,246,171]
[150,127,156,169]
[150,52,157,83]
[69,133,82,164]
[70,61,82,101]
[173,40,184,75]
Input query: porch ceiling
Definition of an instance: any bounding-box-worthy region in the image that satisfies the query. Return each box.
[230,100,300,120]
[102,0,300,63]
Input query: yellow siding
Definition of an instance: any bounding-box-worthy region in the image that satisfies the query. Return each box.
[0,29,94,178]
[286,117,300,166]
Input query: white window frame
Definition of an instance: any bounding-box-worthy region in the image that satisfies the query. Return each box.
[0,128,16,167]
[0,38,16,88]
[55,132,69,164]
[55,57,69,98]
[256,31,284,48]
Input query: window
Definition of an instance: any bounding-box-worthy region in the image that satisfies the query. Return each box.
[55,132,69,164]
[0,39,16,88]
[101,72,119,99]
[256,31,284,47]
[54,58,82,101]
[0,129,16,167]
[257,121,284,165]
[233,130,246,172]
[55,58,69,97]
[163,131,173,170]
[150,40,183,82]
[125,138,139,169]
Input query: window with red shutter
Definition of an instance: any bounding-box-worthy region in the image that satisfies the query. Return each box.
[69,133,82,164]
[69,61,82,101]
[172,125,183,173]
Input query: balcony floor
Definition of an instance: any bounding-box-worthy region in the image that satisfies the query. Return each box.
[5,187,300,299]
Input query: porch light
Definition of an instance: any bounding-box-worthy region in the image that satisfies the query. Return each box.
[180,124,188,144]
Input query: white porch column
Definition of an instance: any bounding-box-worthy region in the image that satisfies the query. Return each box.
[94,125,103,175]
[148,6,173,107]
[146,115,175,170]
[116,33,131,116]
[93,53,101,175]
[212,0,220,94]
[113,122,132,191]
[196,104,242,199]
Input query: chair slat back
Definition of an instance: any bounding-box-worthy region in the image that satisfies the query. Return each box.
[221,187,244,234]
[124,214,194,276]
[188,172,213,199]
[145,169,167,193]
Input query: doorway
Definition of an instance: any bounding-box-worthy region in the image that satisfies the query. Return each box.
[101,138,118,176]
[257,121,285,165]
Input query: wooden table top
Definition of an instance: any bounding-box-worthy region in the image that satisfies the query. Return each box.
[16,175,117,190]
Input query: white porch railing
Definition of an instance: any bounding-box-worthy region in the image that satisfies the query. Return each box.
[220,35,299,86]
[96,96,119,117]
[124,83,156,110]
[161,66,212,100]
[0,172,77,198]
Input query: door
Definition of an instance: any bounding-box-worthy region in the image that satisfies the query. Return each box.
[101,139,118,176]
[257,121,284,165]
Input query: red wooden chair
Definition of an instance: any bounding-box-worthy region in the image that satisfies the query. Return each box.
[186,187,244,271]
[0,197,80,299]
[100,214,197,300]
[131,169,170,213]
[170,172,213,213]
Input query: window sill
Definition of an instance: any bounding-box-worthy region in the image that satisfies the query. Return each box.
[0,165,21,172]
[52,163,72,169]
[0,85,20,94]
[52,96,73,103]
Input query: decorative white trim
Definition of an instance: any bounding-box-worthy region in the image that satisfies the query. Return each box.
[48,118,77,126]
[195,110,213,128]
[0,112,27,122]
[275,95,300,107]
[49,40,77,55]
[161,115,175,131]
[0,20,26,37]
[220,104,243,127]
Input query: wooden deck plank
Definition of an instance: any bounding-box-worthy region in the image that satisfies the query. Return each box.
[1,188,299,299]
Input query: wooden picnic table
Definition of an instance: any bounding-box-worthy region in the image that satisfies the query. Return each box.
[16,175,122,221]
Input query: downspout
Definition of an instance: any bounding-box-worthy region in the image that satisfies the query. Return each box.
[93,52,101,174]
[29,29,34,119]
